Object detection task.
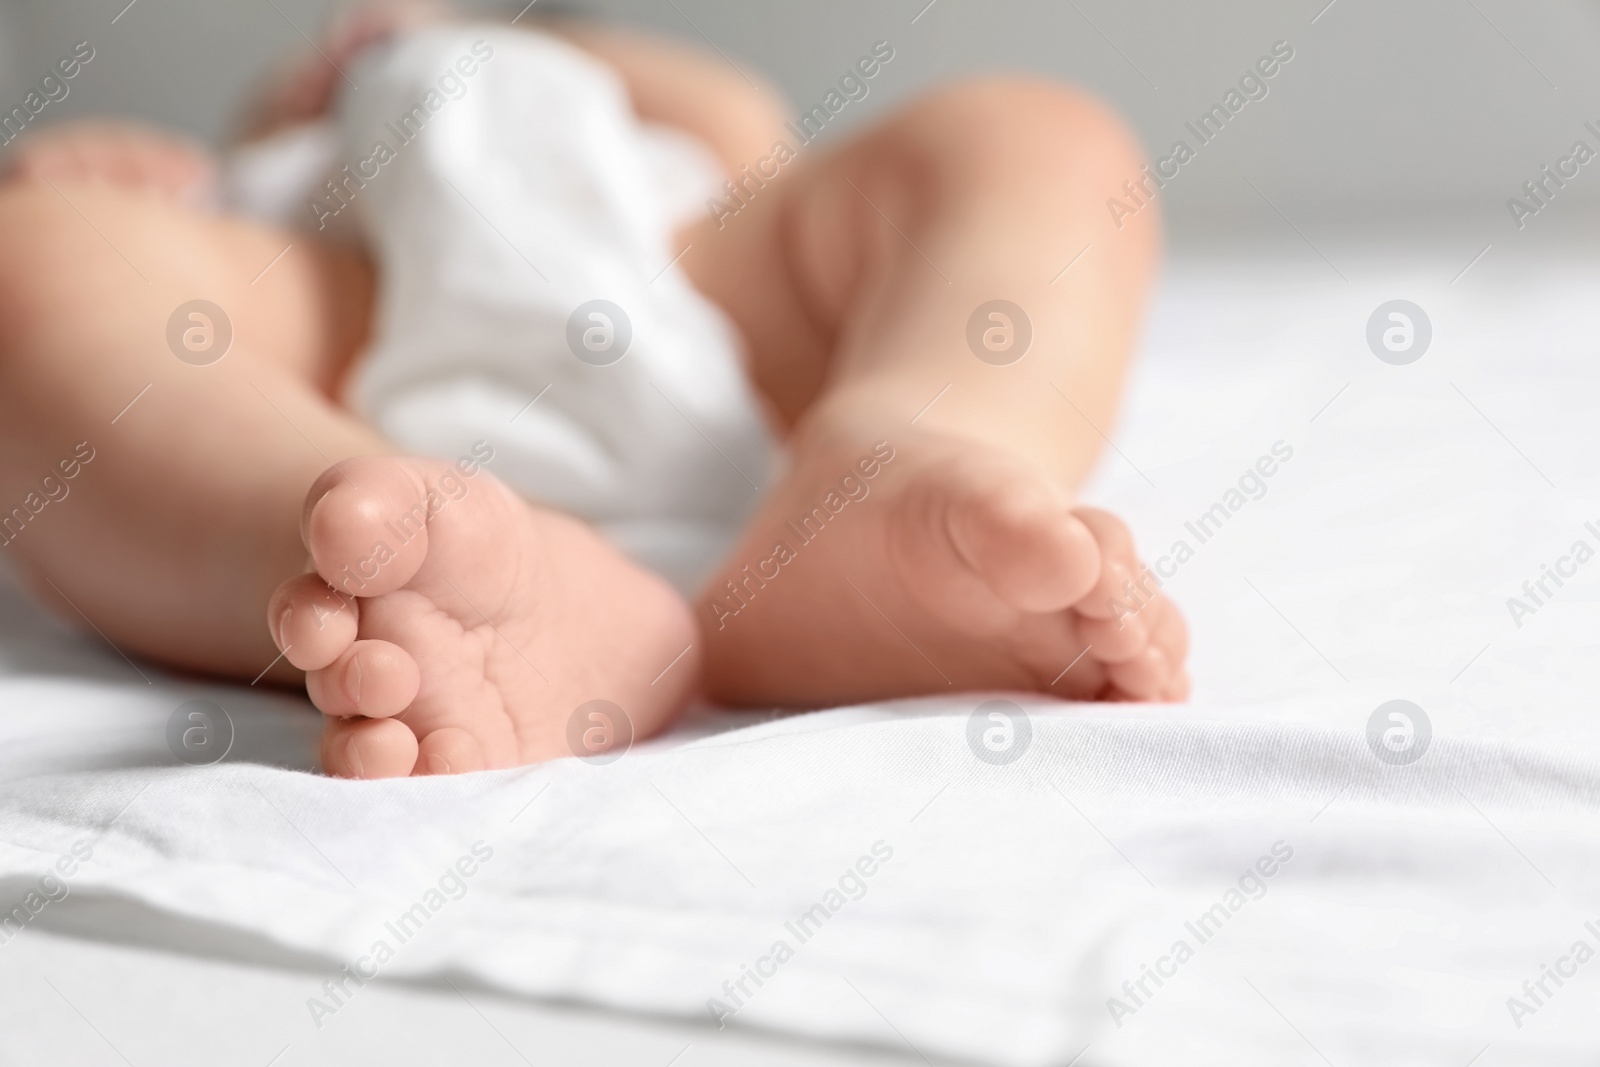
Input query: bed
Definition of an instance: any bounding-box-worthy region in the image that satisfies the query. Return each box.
[2,248,1598,1066]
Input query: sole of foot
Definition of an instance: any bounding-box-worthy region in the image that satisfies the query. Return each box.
[696,423,1188,707]
[268,455,699,778]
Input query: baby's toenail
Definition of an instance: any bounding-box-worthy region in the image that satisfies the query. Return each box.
[428,753,451,775]
[346,654,362,707]
[344,736,365,778]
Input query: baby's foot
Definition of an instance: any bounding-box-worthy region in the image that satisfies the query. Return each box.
[1,121,215,203]
[697,420,1188,706]
[268,456,698,778]
[239,0,447,141]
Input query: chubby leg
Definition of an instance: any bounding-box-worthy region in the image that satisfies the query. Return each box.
[681,79,1188,704]
[0,177,696,776]
[0,179,377,675]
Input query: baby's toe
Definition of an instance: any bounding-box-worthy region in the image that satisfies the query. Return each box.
[1076,609,1150,663]
[322,715,418,780]
[1151,600,1190,674]
[1068,508,1145,620]
[1106,645,1170,700]
[269,573,357,671]
[1046,636,1110,698]
[306,638,420,718]
[415,727,487,776]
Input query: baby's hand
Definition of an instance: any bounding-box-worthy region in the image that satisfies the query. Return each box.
[3,120,216,205]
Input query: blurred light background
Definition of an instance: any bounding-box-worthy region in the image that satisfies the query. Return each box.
[3,0,1598,251]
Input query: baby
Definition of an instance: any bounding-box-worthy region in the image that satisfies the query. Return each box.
[0,4,1187,778]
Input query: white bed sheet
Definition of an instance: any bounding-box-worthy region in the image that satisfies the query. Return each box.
[2,251,1599,1066]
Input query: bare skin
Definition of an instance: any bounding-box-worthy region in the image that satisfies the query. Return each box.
[0,13,1185,778]
[678,82,1185,705]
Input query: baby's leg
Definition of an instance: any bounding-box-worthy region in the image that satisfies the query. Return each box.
[681,79,1188,704]
[0,179,377,676]
[0,178,697,776]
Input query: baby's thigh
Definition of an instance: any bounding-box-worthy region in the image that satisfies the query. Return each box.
[0,182,373,397]
[170,210,378,398]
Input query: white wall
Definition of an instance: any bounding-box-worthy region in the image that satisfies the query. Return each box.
[3,0,1599,245]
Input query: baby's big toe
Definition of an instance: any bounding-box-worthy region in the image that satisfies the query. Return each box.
[945,473,1102,613]
[303,458,434,599]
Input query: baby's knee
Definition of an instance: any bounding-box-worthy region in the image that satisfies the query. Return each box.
[891,77,1145,191]
[0,182,212,354]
